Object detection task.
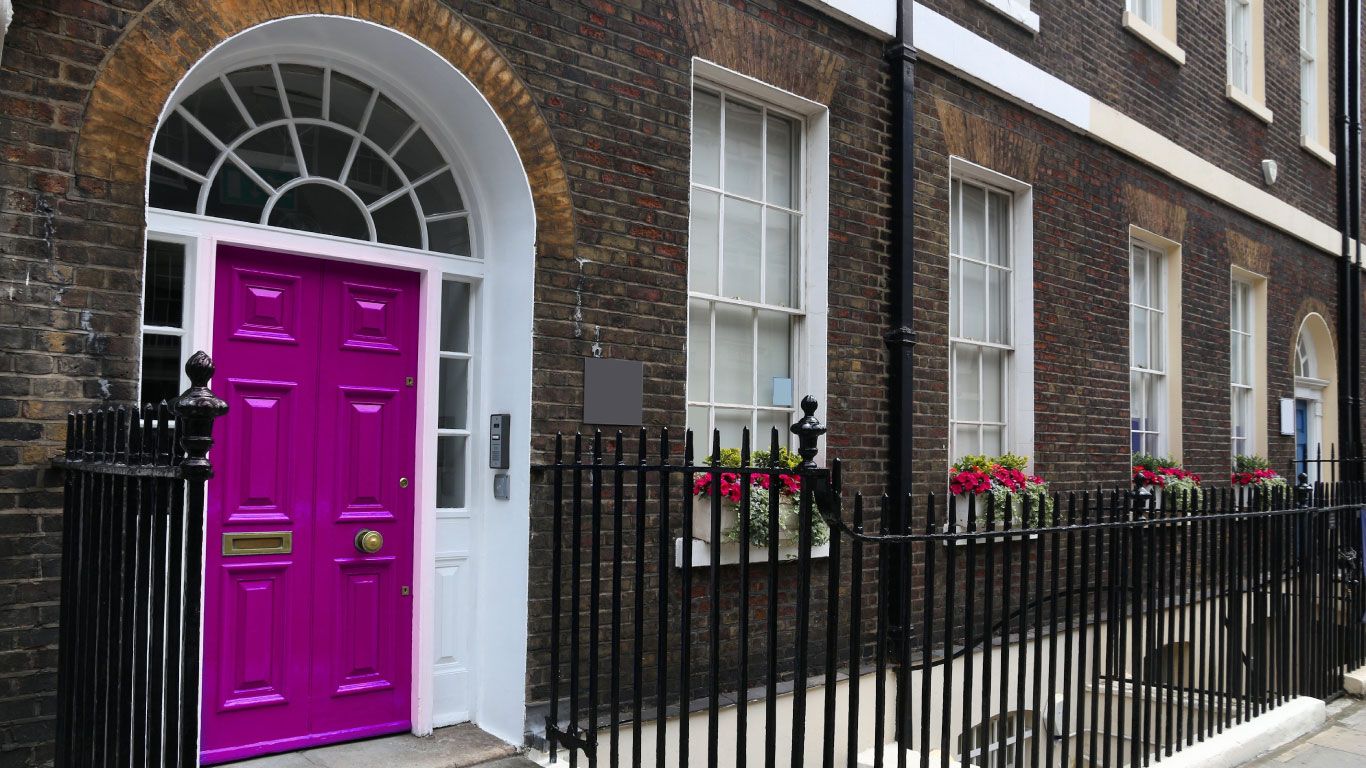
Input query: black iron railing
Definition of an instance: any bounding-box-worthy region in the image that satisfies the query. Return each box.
[540,398,1366,768]
[53,352,226,768]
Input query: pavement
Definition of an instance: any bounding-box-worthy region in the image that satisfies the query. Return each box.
[1245,697,1366,767]
[226,723,538,768]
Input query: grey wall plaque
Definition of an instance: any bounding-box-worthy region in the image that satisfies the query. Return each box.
[583,357,644,426]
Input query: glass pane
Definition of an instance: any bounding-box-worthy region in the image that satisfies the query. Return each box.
[756,311,792,407]
[757,409,791,450]
[1132,245,1148,305]
[364,93,414,153]
[346,144,402,204]
[961,184,986,262]
[988,267,1009,345]
[949,179,962,255]
[238,126,301,184]
[1148,253,1164,310]
[714,302,753,405]
[953,344,981,421]
[279,64,325,119]
[987,191,1009,266]
[295,125,353,182]
[438,358,469,430]
[980,426,1004,456]
[225,65,285,125]
[180,76,248,144]
[949,259,960,338]
[415,172,465,216]
[1131,369,1146,420]
[148,166,201,213]
[688,299,712,402]
[721,198,762,302]
[954,425,979,460]
[1231,335,1246,385]
[1133,307,1149,369]
[440,281,471,352]
[723,99,763,199]
[329,72,373,131]
[714,408,751,450]
[765,114,797,208]
[140,333,181,406]
[1149,309,1165,372]
[689,190,720,294]
[395,128,444,180]
[436,435,467,508]
[267,183,370,240]
[961,261,986,341]
[205,163,268,223]
[1145,374,1165,434]
[764,210,797,308]
[693,89,721,187]
[143,241,185,329]
[373,193,422,249]
[428,217,472,257]
[981,346,1003,422]
[687,405,710,439]
[152,110,219,177]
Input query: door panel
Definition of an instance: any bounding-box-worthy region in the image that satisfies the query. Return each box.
[203,245,417,764]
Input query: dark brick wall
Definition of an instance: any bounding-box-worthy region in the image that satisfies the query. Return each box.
[919,0,1343,228]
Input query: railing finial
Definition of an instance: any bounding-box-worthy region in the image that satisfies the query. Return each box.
[172,350,228,480]
[790,395,826,470]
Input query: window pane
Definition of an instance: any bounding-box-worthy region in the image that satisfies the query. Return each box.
[714,408,751,450]
[987,191,1009,266]
[1148,253,1164,310]
[954,425,980,460]
[693,89,722,187]
[689,190,720,295]
[687,405,710,438]
[961,261,986,341]
[1145,373,1165,436]
[238,126,301,184]
[329,71,374,131]
[295,125,354,183]
[436,435,466,508]
[364,93,414,153]
[953,344,981,421]
[756,310,792,407]
[1132,246,1148,305]
[268,183,370,241]
[372,192,422,250]
[757,409,791,449]
[765,114,797,208]
[722,198,762,302]
[438,358,469,430]
[279,64,325,120]
[416,172,465,217]
[440,281,471,352]
[714,303,753,405]
[764,210,797,308]
[1149,309,1165,372]
[981,347,1004,422]
[980,426,1004,457]
[394,128,444,181]
[949,258,960,338]
[152,110,219,177]
[1133,307,1149,369]
[988,267,1009,345]
[140,333,182,406]
[723,99,763,199]
[346,143,402,204]
[144,240,185,328]
[961,184,986,262]
[181,76,249,145]
[950,179,962,255]
[688,299,712,402]
[225,65,285,125]
[428,217,472,258]
[149,165,201,214]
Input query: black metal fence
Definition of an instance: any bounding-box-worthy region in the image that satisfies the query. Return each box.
[540,399,1366,768]
[53,352,226,768]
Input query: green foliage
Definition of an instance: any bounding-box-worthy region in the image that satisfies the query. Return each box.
[1234,454,1273,472]
[723,487,830,548]
[1132,452,1182,470]
[706,446,801,469]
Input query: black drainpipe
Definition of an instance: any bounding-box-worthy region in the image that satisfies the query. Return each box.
[886,0,917,634]
[1335,0,1362,481]
[886,0,917,518]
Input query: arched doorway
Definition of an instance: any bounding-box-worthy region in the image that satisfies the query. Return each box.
[1292,313,1338,481]
[140,15,538,762]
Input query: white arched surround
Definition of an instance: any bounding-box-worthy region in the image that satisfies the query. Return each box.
[143,15,536,744]
[1293,313,1338,477]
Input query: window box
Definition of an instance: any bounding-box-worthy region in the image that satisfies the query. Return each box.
[674,536,829,569]
[689,494,800,545]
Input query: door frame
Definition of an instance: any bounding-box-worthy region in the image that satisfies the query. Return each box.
[146,207,490,737]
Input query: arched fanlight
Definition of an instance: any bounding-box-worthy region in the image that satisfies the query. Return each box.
[149,62,473,257]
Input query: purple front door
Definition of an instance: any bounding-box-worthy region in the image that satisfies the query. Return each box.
[202,244,419,764]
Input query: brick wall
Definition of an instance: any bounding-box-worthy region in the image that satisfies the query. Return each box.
[918,0,1344,229]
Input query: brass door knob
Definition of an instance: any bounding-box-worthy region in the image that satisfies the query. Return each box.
[355,529,384,554]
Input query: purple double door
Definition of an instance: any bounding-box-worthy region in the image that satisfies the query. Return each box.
[202,245,419,764]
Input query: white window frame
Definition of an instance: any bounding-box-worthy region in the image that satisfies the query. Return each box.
[1225,0,1272,122]
[1299,0,1335,163]
[1129,229,1183,459]
[1227,0,1252,93]
[1123,0,1186,65]
[137,231,199,404]
[974,0,1040,34]
[1230,277,1255,457]
[685,58,829,452]
[947,157,1034,465]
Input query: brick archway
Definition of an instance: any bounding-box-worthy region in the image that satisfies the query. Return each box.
[74,0,575,256]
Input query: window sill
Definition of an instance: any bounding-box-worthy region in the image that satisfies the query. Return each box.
[1301,135,1336,166]
[673,537,830,568]
[974,0,1040,34]
[1121,11,1186,66]
[1226,85,1274,125]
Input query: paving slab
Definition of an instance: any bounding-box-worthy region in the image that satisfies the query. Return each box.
[1244,698,1366,768]
[228,724,533,768]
